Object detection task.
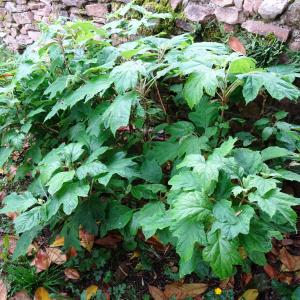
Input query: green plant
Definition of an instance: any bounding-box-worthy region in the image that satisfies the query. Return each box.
[0,2,300,284]
[6,259,63,295]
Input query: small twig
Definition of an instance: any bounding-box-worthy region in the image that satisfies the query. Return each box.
[118,265,128,277]
[155,82,167,115]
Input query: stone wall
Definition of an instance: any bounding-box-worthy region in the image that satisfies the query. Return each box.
[0,0,299,51]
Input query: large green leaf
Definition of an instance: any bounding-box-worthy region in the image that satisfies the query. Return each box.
[131,201,170,239]
[101,92,139,135]
[102,200,133,235]
[110,60,146,93]
[0,192,37,214]
[212,200,254,239]
[203,230,241,279]
[261,146,293,161]
[98,152,137,186]
[0,147,12,167]
[44,76,70,99]
[55,182,90,215]
[170,191,212,221]
[249,189,300,227]
[171,219,207,261]
[234,149,263,175]
[76,161,107,180]
[47,170,75,195]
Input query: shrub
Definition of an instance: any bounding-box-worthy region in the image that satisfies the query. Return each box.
[0,3,300,280]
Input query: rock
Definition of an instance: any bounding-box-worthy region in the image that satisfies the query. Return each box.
[289,40,300,51]
[234,0,244,9]
[175,19,194,31]
[62,0,86,7]
[223,23,235,32]
[184,3,215,22]
[243,0,263,16]
[242,20,290,41]
[258,0,289,20]
[28,30,41,41]
[86,4,108,18]
[5,2,17,13]
[170,0,182,10]
[284,0,300,29]
[211,0,234,7]
[215,7,244,24]
[12,12,34,25]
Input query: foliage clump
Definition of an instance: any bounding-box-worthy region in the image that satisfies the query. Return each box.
[0,3,300,282]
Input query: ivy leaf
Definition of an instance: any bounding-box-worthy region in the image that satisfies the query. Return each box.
[170,191,212,221]
[76,161,107,180]
[98,152,138,186]
[47,170,75,195]
[56,182,90,215]
[249,189,300,227]
[101,92,138,135]
[171,219,207,261]
[212,200,255,239]
[131,184,166,200]
[44,76,70,99]
[0,192,37,214]
[110,60,146,94]
[261,146,293,161]
[203,230,241,279]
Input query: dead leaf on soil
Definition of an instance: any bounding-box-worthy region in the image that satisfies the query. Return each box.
[228,36,246,55]
[64,268,80,280]
[32,250,51,273]
[34,287,50,300]
[238,289,259,300]
[148,285,166,300]
[146,236,168,252]
[0,280,7,300]
[263,264,278,279]
[9,290,31,300]
[95,233,122,249]
[279,247,300,272]
[50,236,64,247]
[164,282,208,299]
[66,247,77,258]
[79,229,94,252]
[46,248,67,265]
[86,285,98,300]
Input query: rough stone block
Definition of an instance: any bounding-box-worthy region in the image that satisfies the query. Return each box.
[184,3,215,22]
[242,20,290,41]
[215,6,244,24]
[86,4,108,18]
[258,0,289,20]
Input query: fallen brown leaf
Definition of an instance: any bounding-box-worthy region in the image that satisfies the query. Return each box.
[263,264,278,279]
[50,236,64,247]
[86,285,98,300]
[280,247,300,272]
[164,282,208,299]
[149,285,166,300]
[79,229,94,252]
[238,289,259,300]
[46,248,67,265]
[9,290,31,300]
[228,36,246,55]
[0,280,7,300]
[66,247,77,258]
[34,287,50,300]
[95,233,122,249]
[64,268,80,280]
[32,250,51,273]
